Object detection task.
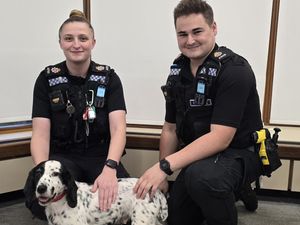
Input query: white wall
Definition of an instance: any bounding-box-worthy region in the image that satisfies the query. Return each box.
[271,0,300,125]
[0,0,82,123]
[91,0,179,125]
[211,0,272,108]
[91,0,272,124]
[1,0,297,126]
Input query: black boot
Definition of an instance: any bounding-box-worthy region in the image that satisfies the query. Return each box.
[238,182,258,212]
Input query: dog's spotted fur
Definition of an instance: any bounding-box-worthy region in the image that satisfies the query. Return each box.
[24,160,168,225]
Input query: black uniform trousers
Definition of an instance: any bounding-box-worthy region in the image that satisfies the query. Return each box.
[167,147,262,225]
[28,152,129,221]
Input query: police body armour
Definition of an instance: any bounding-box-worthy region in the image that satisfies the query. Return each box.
[45,61,111,150]
[162,46,233,105]
[162,46,234,144]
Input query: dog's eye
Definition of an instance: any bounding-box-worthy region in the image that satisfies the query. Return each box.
[52,172,60,176]
[35,168,44,178]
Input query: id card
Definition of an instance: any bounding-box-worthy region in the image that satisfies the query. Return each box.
[97,86,106,97]
[197,81,205,94]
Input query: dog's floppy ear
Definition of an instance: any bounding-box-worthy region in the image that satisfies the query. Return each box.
[23,161,45,210]
[61,164,78,208]
[23,167,37,209]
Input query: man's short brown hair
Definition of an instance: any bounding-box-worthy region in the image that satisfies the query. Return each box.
[174,0,214,26]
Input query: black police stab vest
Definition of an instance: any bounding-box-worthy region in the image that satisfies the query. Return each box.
[45,61,111,153]
[162,46,234,145]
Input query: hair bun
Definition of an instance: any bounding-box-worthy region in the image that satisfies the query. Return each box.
[69,9,86,19]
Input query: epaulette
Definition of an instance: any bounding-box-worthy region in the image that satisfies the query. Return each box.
[45,63,67,87]
[45,64,64,76]
[89,62,111,86]
[91,63,111,73]
[211,46,234,63]
[173,53,187,65]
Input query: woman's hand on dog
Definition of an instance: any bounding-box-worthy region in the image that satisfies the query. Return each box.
[91,166,118,212]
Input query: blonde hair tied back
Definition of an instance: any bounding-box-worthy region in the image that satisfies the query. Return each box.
[59,9,94,39]
[69,9,86,19]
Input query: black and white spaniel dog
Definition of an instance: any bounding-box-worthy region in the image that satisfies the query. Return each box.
[24,160,168,225]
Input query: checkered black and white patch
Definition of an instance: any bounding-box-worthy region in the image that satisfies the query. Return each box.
[208,68,217,77]
[48,76,68,87]
[170,67,181,76]
[89,75,107,84]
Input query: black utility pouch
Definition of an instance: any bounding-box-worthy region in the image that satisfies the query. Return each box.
[49,90,66,111]
[264,136,282,177]
[252,128,282,177]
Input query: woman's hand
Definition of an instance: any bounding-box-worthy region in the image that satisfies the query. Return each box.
[91,166,118,211]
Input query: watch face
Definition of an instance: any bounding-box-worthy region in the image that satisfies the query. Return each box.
[160,159,173,175]
[161,161,169,170]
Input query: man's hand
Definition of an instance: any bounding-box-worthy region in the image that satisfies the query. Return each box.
[91,166,118,211]
[133,163,168,199]
[158,178,169,195]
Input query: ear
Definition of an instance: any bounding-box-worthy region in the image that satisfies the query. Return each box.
[59,39,63,49]
[92,38,96,49]
[23,167,37,209]
[212,21,217,36]
[61,166,78,208]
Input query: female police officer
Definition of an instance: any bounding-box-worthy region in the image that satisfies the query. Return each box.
[134,1,263,224]
[28,9,129,219]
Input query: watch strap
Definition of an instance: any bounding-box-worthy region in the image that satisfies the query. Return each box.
[105,159,118,169]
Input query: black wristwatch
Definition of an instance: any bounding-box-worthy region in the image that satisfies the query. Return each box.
[105,159,118,169]
[159,158,173,175]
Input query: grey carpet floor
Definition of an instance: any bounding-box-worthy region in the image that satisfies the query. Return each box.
[0,200,299,225]
[236,201,300,225]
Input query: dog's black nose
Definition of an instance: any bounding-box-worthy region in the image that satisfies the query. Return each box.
[37,184,47,194]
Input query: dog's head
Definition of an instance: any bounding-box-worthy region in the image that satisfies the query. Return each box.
[24,160,78,208]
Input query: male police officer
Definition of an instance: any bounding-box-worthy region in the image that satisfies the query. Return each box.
[134,1,262,225]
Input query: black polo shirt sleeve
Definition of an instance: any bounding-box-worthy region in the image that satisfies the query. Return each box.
[32,70,51,119]
[165,100,176,123]
[106,70,126,113]
[211,61,257,128]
